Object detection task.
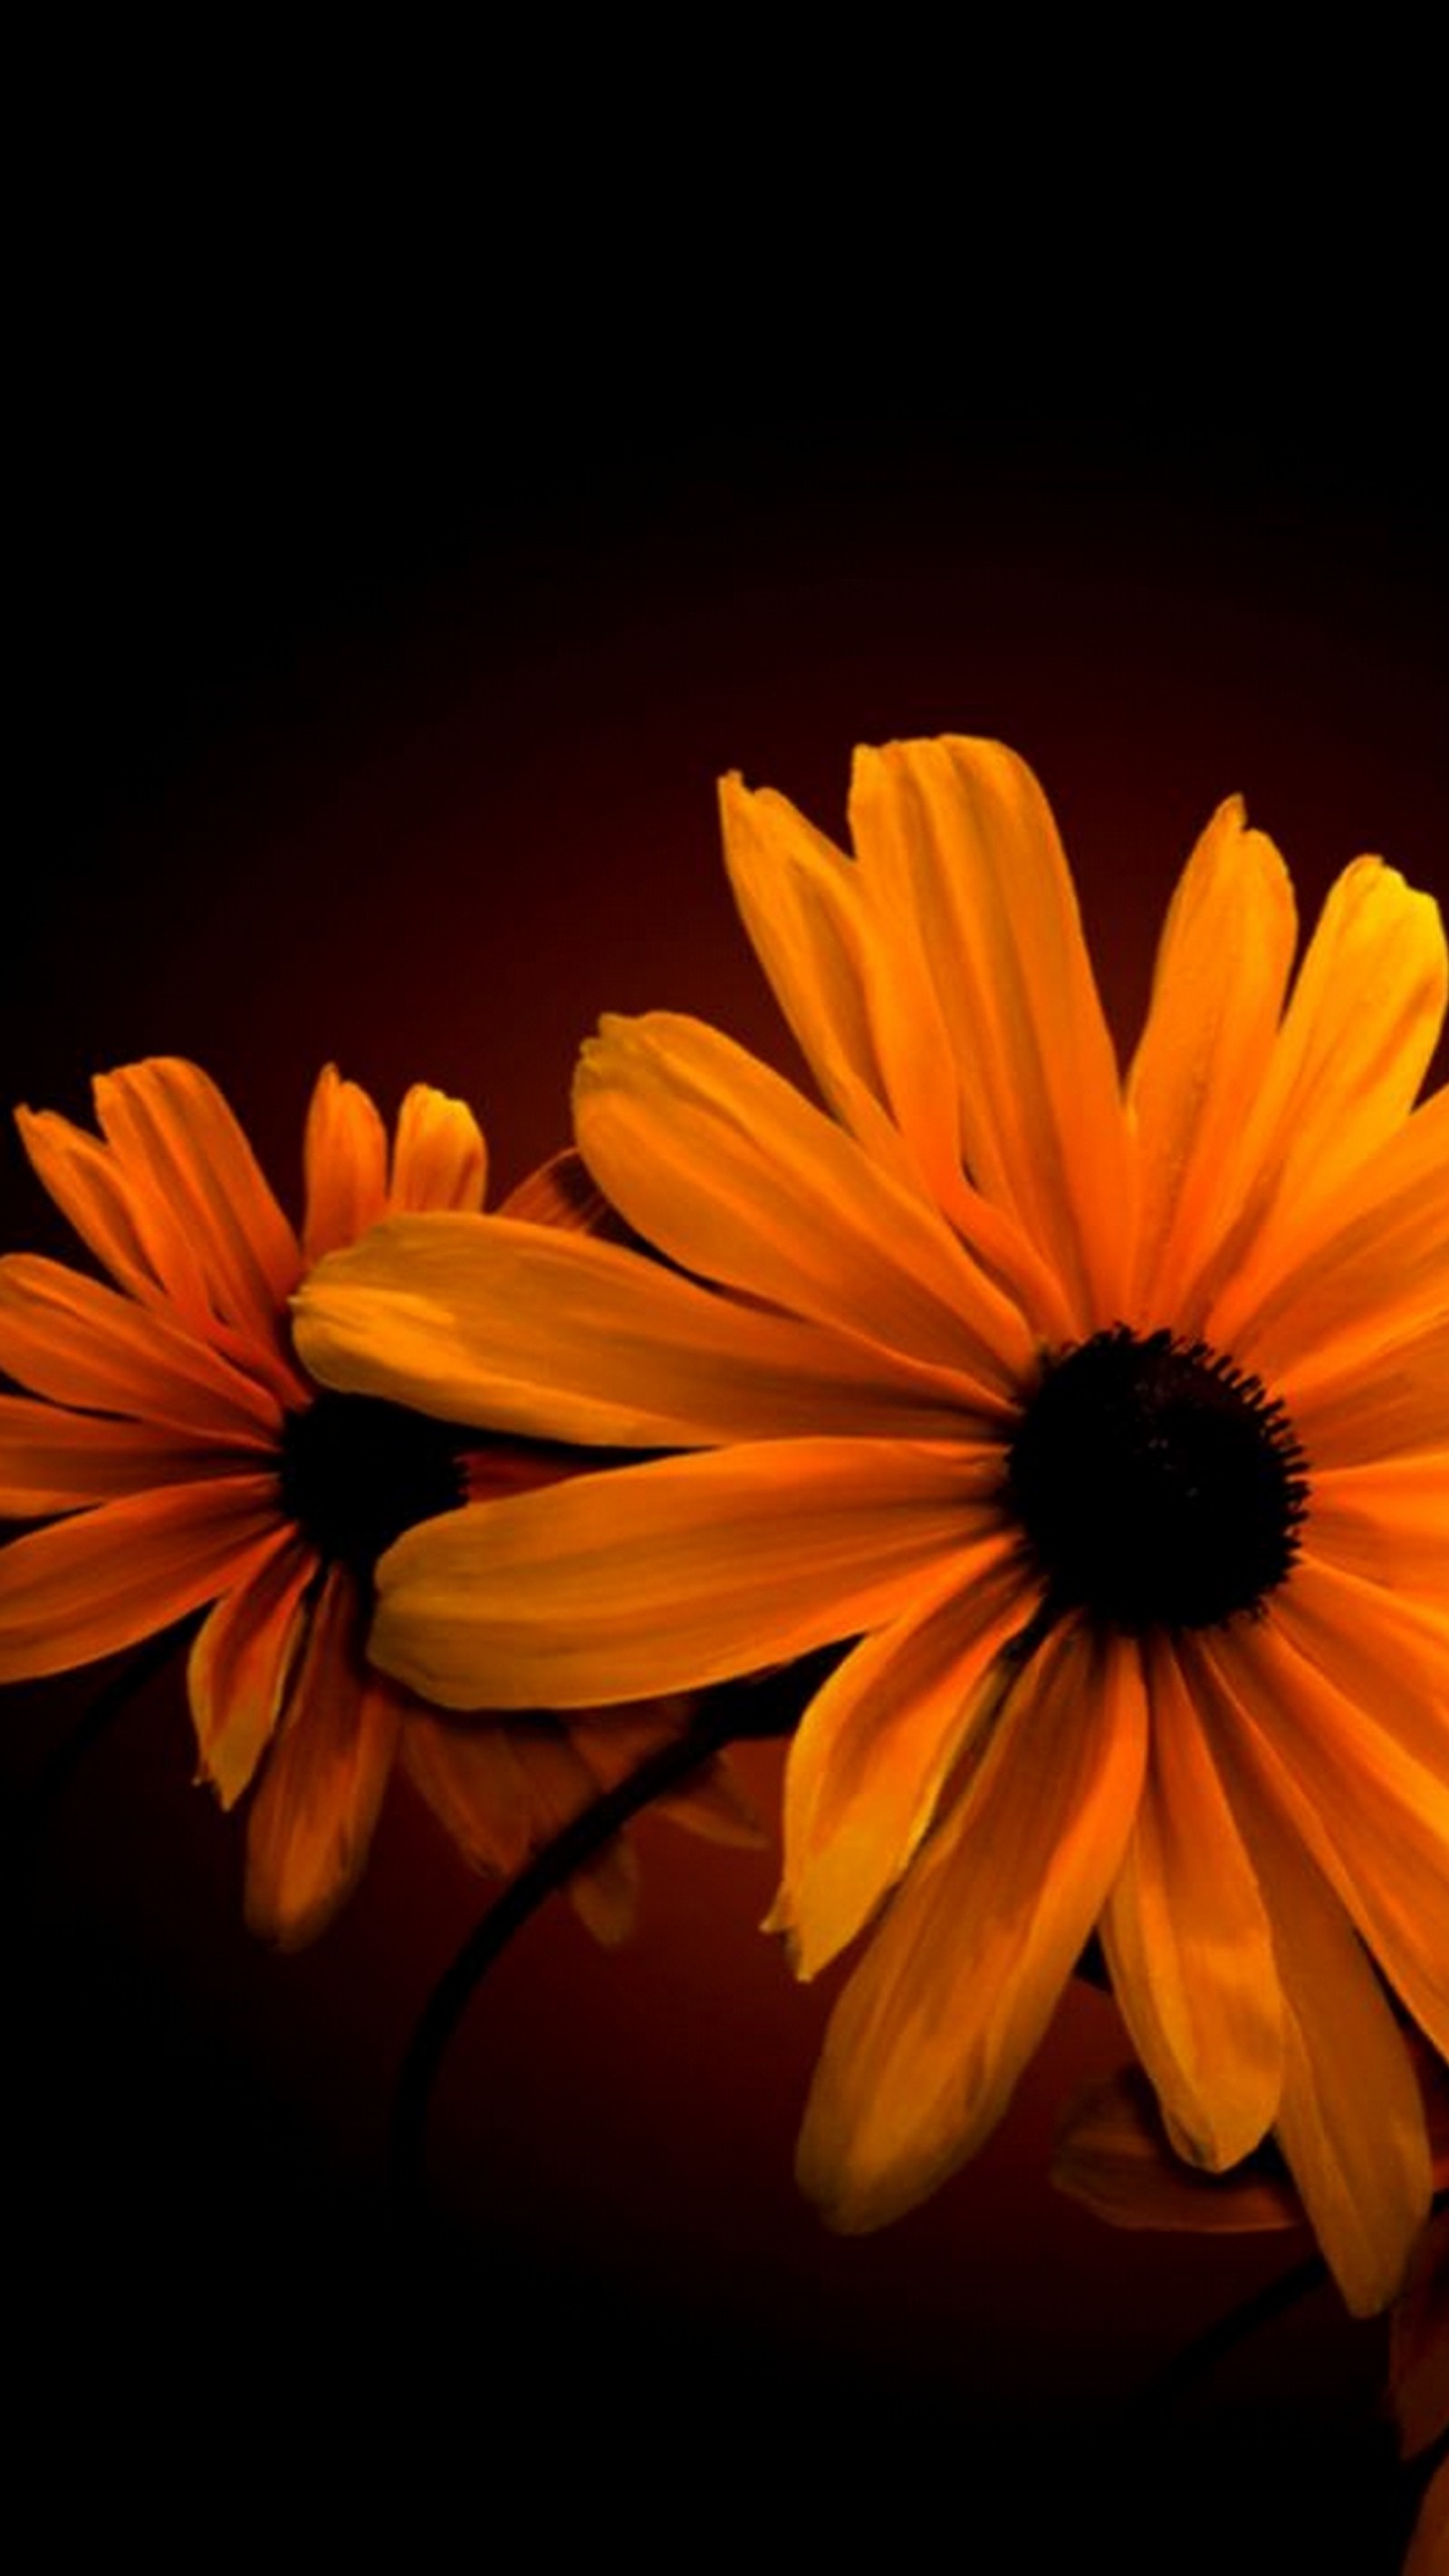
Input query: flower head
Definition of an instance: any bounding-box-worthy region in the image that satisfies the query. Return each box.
[0,1061,752,1945]
[296,738,1449,2307]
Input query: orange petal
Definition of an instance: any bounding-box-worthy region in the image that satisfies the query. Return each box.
[575,1011,1033,1390]
[0,1474,283,1680]
[1101,1636,1282,2171]
[847,737,1131,1329]
[371,1438,993,1711]
[0,1256,282,1438]
[776,1535,1034,1978]
[1051,2066,1302,2235]
[402,1709,536,1878]
[796,1625,1147,2232]
[1204,1578,1449,2071]
[0,1392,272,1514]
[1309,1455,1449,1604]
[91,1061,306,1390]
[388,1084,487,1215]
[1287,1313,1449,1466]
[1192,1637,1434,2315]
[1405,2456,1448,2576]
[302,1065,389,1262]
[497,1149,627,1239]
[295,1215,1006,1449]
[561,1702,764,1849]
[187,1531,316,1807]
[243,1564,401,1948]
[1126,797,1297,1322]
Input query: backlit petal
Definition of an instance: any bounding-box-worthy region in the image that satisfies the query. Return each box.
[1101,1636,1282,2171]
[0,1475,282,1680]
[388,1083,487,1214]
[295,1216,1008,1448]
[243,1564,401,1949]
[1127,798,1297,1321]
[848,737,1130,1327]
[371,1439,994,1711]
[302,1065,389,1262]
[797,1626,1147,2232]
[0,1256,282,1438]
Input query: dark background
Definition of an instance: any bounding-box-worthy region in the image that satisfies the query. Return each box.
[5,88,1444,2567]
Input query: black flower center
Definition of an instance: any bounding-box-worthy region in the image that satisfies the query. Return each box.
[1004,1326,1310,1632]
[279,1393,467,1582]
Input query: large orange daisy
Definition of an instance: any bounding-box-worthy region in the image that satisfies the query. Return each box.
[0,1059,749,1946]
[295,738,1449,2310]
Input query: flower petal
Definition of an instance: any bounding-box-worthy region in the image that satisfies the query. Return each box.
[0,1255,284,1439]
[1287,1314,1449,1466]
[847,737,1131,1327]
[371,1439,993,1711]
[295,1216,1006,1448]
[1202,1683,1433,2315]
[0,1392,271,1514]
[796,1625,1147,2232]
[302,1065,389,1263]
[1204,1568,1449,2070]
[1126,797,1297,1321]
[0,1475,283,1680]
[776,1535,1034,1979]
[1100,1636,1282,2172]
[388,1083,487,1215]
[1051,2066,1302,2234]
[1309,1455,1449,1603]
[402,1709,536,1877]
[497,1149,626,1238]
[576,1012,1033,1389]
[187,1532,316,1807]
[1390,2208,1449,2462]
[1406,2457,1448,2576]
[243,1564,401,1948]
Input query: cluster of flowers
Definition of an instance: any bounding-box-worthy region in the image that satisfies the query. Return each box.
[2,740,1444,2558]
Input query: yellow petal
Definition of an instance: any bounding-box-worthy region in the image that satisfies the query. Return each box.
[0,1255,283,1439]
[243,1564,401,1948]
[1100,1636,1282,2172]
[848,737,1131,1328]
[797,1625,1147,2232]
[302,1065,389,1262]
[389,1083,487,1215]
[295,1215,1006,1449]
[1127,797,1297,1321]
[371,1438,992,1711]
[187,1532,316,1807]
[0,1474,283,1680]
[0,1392,270,1514]
[575,1012,1032,1390]
[776,1535,1033,1978]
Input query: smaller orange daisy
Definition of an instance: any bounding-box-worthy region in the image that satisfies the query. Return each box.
[0,1059,752,1945]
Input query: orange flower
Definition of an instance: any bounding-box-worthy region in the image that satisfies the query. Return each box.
[296,738,1449,2309]
[0,1060,751,1946]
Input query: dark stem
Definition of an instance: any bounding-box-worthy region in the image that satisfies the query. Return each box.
[6,1615,198,1879]
[389,1648,839,2216]
[1139,2251,1330,2414]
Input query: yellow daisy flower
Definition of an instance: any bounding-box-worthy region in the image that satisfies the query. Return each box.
[0,1060,749,1946]
[295,738,1449,2309]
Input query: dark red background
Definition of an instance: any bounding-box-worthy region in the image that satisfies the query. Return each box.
[6,149,1445,2566]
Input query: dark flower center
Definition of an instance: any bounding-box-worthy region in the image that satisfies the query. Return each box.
[1004,1326,1310,1632]
[279,1393,467,1581]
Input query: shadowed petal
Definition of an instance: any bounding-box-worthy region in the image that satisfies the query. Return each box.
[0,1256,282,1438]
[0,1393,272,1514]
[797,1626,1147,2232]
[776,1535,1033,1978]
[243,1565,401,1948]
[1051,2065,1302,2234]
[0,1475,283,1680]
[187,1532,317,1806]
[372,1439,994,1711]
